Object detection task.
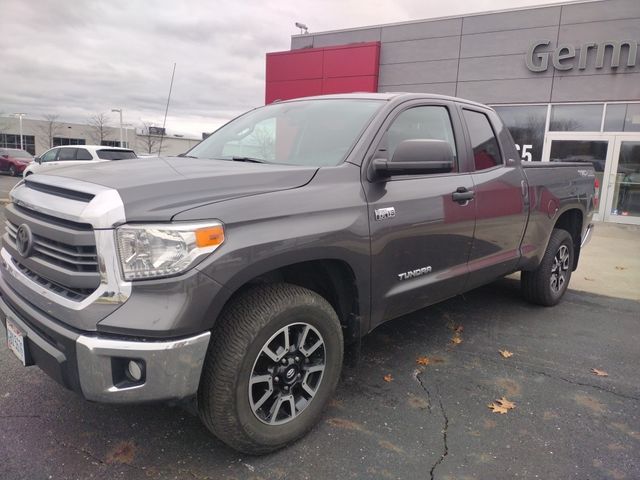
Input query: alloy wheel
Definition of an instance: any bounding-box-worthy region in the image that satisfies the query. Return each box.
[550,244,570,293]
[249,322,326,425]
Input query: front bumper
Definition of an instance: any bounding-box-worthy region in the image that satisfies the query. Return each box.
[0,291,210,403]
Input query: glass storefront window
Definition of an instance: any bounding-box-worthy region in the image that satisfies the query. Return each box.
[549,104,603,132]
[611,141,640,219]
[603,104,640,132]
[493,105,546,162]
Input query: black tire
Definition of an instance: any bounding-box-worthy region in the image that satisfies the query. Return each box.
[8,166,16,177]
[521,228,574,306]
[198,283,344,454]
[24,171,32,177]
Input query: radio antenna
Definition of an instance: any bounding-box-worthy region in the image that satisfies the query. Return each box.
[158,62,176,155]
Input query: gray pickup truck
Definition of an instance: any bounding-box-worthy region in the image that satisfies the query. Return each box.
[0,93,596,454]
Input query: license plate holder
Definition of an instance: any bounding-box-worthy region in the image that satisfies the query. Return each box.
[6,318,28,366]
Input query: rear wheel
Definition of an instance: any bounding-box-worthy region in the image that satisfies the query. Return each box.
[198,283,343,454]
[521,228,574,306]
[8,166,16,177]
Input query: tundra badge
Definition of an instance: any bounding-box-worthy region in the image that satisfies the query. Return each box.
[398,267,432,281]
[375,207,396,221]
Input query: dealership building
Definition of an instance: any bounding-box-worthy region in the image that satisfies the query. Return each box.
[266,0,640,225]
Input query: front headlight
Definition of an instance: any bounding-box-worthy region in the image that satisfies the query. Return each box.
[115,222,224,281]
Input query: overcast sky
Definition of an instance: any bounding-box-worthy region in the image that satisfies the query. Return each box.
[1,0,565,136]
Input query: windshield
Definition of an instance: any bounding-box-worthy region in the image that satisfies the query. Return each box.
[188,99,384,167]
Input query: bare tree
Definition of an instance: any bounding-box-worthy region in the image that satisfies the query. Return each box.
[87,113,111,145]
[37,114,63,148]
[252,125,275,160]
[140,121,161,154]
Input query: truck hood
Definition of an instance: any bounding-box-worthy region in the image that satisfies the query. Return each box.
[36,157,318,222]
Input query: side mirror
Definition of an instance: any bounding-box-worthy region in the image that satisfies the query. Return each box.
[34,157,41,164]
[1,154,8,159]
[373,139,454,177]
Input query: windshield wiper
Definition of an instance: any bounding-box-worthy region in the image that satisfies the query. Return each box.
[177,153,198,158]
[231,156,269,164]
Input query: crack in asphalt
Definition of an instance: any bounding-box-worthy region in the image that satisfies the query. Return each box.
[455,348,640,402]
[61,442,107,466]
[529,368,640,402]
[415,370,449,480]
[60,442,145,472]
[414,369,433,412]
[0,414,41,418]
[429,385,449,480]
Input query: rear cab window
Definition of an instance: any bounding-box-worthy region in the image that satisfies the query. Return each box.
[96,150,137,160]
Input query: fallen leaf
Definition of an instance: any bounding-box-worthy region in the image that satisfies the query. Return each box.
[614,266,626,271]
[496,397,516,410]
[487,402,509,414]
[591,368,609,377]
[499,349,514,358]
[416,356,430,366]
[383,374,393,383]
[488,397,516,414]
[451,335,462,345]
[584,277,595,281]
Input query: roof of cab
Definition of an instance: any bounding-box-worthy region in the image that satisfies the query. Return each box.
[276,92,491,110]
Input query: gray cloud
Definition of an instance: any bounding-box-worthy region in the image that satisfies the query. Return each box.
[1,0,561,136]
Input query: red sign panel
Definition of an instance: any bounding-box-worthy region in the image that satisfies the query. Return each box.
[265,42,380,104]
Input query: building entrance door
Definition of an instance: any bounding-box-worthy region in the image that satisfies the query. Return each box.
[603,137,640,225]
[542,133,640,225]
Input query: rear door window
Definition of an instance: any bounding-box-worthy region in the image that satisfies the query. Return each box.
[76,148,93,160]
[463,109,503,171]
[57,148,78,161]
[96,150,137,160]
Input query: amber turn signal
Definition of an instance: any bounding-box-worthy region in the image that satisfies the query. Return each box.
[195,225,225,248]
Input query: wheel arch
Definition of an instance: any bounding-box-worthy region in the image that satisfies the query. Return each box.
[553,207,583,270]
[204,258,366,344]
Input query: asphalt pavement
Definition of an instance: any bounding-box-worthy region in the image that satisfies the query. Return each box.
[0,181,638,480]
[0,173,20,200]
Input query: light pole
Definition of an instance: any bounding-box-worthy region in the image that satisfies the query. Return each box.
[12,113,26,150]
[111,109,123,147]
[122,123,133,149]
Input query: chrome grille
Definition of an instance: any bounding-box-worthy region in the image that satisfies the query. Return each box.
[3,202,101,300]
[11,258,94,300]
[6,220,98,273]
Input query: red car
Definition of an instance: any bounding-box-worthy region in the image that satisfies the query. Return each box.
[0,148,34,176]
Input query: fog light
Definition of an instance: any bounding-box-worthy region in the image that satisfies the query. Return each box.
[127,360,143,381]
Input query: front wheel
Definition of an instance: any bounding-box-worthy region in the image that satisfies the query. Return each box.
[198,283,344,454]
[521,228,574,306]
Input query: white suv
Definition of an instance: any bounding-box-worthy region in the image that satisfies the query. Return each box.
[23,145,137,177]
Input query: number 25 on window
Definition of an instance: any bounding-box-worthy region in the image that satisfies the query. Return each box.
[515,144,533,162]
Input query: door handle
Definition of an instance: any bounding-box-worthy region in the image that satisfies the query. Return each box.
[452,187,475,204]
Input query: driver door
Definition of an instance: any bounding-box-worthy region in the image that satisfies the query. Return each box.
[364,101,476,328]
